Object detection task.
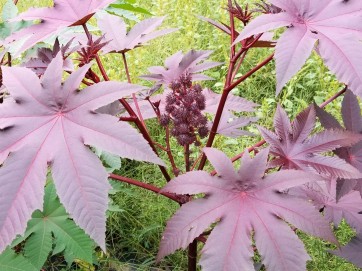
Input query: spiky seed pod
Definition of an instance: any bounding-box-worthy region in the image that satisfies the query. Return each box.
[165,104,175,114]
[195,94,206,110]
[179,73,192,88]
[171,127,180,136]
[177,134,195,146]
[165,73,209,146]
[166,93,177,105]
[176,123,189,134]
[173,108,189,121]
[198,126,209,138]
[190,103,199,113]
[184,92,195,104]
[160,114,170,127]
[193,84,202,93]
[170,80,181,92]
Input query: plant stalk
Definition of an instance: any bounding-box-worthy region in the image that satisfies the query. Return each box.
[122,52,132,83]
[198,53,274,170]
[82,23,171,182]
[109,174,180,203]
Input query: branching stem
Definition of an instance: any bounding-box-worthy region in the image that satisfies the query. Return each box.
[82,23,171,182]
[109,174,180,203]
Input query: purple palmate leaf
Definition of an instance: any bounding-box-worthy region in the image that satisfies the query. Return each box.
[316,90,362,199]
[140,50,223,86]
[259,104,362,179]
[0,53,164,253]
[292,180,362,232]
[22,39,75,76]
[97,13,177,54]
[234,0,362,96]
[332,234,362,268]
[158,148,335,271]
[5,0,116,54]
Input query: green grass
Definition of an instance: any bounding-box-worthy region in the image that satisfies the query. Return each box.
[1,0,361,270]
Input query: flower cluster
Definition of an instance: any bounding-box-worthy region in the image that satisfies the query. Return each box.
[160,73,209,146]
[226,1,252,26]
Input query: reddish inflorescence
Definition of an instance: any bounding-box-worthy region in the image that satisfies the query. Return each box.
[160,73,209,146]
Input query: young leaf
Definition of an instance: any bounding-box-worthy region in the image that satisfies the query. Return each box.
[140,50,223,85]
[158,148,335,271]
[0,53,164,253]
[234,0,362,96]
[97,13,177,54]
[2,0,17,21]
[5,0,116,54]
[259,105,362,179]
[22,39,74,76]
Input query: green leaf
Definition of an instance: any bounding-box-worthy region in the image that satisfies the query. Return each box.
[23,223,52,270]
[2,0,18,21]
[110,3,152,15]
[50,217,94,264]
[101,151,122,173]
[106,6,140,21]
[0,248,37,271]
[8,182,94,268]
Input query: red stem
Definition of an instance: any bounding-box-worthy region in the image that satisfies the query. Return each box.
[185,144,191,172]
[7,53,11,67]
[109,174,180,203]
[132,93,148,133]
[82,23,171,182]
[185,143,195,271]
[320,86,347,108]
[166,126,179,175]
[122,52,132,83]
[120,99,171,181]
[198,53,274,170]
[188,240,198,271]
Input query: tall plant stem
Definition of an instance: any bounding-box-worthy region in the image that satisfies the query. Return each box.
[122,52,132,83]
[185,144,191,172]
[109,174,180,203]
[198,53,274,170]
[188,240,198,271]
[184,143,197,271]
[82,23,171,182]
[7,53,11,67]
[166,127,179,175]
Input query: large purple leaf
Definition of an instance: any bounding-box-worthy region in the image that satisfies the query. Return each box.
[259,104,362,179]
[0,53,164,253]
[332,234,362,268]
[98,13,177,54]
[274,25,316,94]
[5,0,115,54]
[293,181,362,232]
[317,91,362,197]
[235,0,362,96]
[158,148,334,271]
